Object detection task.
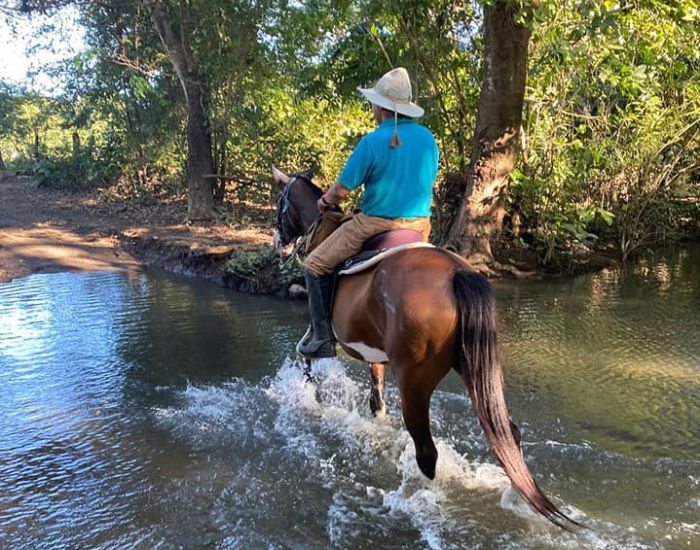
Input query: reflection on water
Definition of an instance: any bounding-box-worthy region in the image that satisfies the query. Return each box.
[495,244,700,462]
[0,246,698,548]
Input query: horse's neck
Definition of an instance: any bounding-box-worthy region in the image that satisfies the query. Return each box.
[299,205,320,233]
[293,187,321,233]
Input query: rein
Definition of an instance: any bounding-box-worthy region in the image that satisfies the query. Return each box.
[278,176,295,217]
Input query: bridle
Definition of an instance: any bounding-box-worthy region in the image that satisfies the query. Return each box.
[275,173,321,247]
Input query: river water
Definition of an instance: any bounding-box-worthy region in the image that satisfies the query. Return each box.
[0,245,698,549]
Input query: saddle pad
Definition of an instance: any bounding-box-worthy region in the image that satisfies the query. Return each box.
[362,229,424,251]
[337,242,435,276]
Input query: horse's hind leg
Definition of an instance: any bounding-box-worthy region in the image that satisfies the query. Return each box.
[303,358,314,383]
[396,361,449,480]
[400,382,437,479]
[368,363,386,418]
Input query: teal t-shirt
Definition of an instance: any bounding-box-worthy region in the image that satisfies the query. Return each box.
[338,118,439,218]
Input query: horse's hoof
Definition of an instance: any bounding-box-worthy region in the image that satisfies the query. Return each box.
[416,444,438,480]
[370,398,387,419]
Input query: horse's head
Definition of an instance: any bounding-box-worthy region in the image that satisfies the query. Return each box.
[271,165,323,254]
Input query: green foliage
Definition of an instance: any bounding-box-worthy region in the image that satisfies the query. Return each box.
[3,0,699,266]
[32,142,122,190]
[225,245,303,291]
[0,90,61,167]
[512,0,700,261]
[220,88,372,189]
[226,247,279,277]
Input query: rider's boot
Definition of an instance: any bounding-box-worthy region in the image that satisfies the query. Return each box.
[297,270,336,359]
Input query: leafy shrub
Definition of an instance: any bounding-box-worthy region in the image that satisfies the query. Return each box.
[225,245,304,292]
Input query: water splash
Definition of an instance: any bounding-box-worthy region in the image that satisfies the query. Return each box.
[154,359,606,548]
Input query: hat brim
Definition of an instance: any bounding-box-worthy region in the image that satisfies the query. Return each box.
[358,87,425,118]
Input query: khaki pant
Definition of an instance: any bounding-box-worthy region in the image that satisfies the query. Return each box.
[304,212,431,275]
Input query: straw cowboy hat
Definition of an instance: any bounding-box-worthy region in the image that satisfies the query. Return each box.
[358,67,424,118]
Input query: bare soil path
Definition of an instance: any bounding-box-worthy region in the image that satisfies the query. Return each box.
[0,173,272,283]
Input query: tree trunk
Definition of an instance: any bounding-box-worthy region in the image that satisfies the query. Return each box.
[32,129,41,161]
[0,148,5,170]
[72,131,81,157]
[443,1,531,265]
[147,0,215,220]
[183,80,216,216]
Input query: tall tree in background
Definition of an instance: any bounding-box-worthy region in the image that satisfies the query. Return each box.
[0,86,13,170]
[444,0,532,267]
[145,0,215,220]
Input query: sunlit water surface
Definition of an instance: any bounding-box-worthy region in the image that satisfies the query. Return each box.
[1,245,699,549]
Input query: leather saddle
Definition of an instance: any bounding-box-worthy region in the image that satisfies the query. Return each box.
[337,229,428,275]
[362,229,424,251]
[304,212,430,276]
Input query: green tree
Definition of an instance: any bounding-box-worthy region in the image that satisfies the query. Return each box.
[0,84,21,168]
[444,0,534,267]
[4,0,697,261]
[145,0,215,220]
[515,0,700,262]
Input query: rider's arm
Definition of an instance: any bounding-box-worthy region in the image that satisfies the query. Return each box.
[319,135,370,212]
[318,181,350,211]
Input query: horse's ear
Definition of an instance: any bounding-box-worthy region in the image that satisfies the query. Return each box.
[271,164,290,189]
[301,167,315,181]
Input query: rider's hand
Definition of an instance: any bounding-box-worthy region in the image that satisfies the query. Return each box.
[317,195,333,213]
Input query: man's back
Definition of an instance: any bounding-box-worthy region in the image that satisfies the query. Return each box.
[338,118,439,219]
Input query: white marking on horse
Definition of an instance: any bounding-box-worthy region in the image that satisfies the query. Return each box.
[344,341,389,363]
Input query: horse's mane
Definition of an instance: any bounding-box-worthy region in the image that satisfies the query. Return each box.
[293,172,323,198]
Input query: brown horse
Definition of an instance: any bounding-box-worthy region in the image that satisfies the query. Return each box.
[272,167,579,530]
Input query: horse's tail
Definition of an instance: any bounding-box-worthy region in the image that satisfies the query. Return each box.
[452,270,579,530]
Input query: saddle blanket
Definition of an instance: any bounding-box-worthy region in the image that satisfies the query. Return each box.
[337,242,435,276]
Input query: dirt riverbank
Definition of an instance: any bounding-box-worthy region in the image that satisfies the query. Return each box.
[0,173,285,292]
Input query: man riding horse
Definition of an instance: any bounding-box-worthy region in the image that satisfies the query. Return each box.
[299,67,439,359]
[271,71,580,529]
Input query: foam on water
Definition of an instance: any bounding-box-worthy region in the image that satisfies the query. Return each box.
[150,357,700,548]
[153,378,274,450]
[152,359,596,547]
